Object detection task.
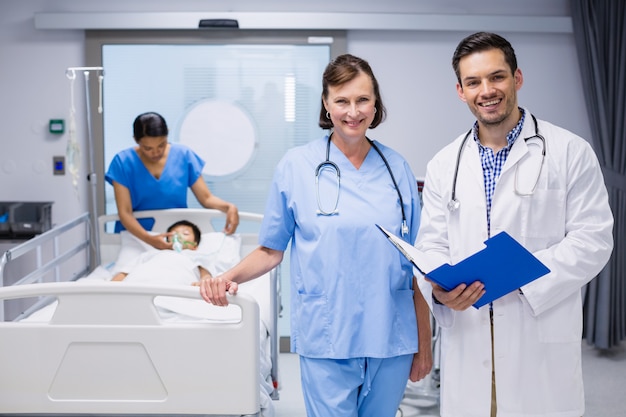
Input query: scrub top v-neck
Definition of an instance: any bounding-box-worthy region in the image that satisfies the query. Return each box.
[105,143,205,232]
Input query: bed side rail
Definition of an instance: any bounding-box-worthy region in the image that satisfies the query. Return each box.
[0,282,261,415]
[0,212,91,284]
[0,212,91,321]
[269,266,281,399]
[0,281,258,325]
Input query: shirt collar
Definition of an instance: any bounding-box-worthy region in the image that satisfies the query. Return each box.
[472,107,526,151]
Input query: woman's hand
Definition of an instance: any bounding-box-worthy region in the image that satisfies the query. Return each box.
[147,232,174,250]
[409,347,433,382]
[114,182,174,250]
[191,177,240,234]
[411,276,434,382]
[198,275,239,306]
[223,204,239,235]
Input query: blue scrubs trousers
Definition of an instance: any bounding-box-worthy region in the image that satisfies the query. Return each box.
[299,354,413,417]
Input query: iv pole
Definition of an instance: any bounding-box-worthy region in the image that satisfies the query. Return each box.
[66,66,104,267]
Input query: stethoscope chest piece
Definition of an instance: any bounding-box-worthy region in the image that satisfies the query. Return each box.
[447,198,460,212]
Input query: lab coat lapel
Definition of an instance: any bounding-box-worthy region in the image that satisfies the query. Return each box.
[460,137,485,193]
[502,115,538,175]
[502,132,528,175]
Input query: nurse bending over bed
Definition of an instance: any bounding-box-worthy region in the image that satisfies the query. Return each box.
[105,112,239,250]
[111,220,213,285]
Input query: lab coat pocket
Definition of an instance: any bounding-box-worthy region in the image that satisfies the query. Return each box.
[536,295,582,343]
[297,292,331,354]
[520,189,566,239]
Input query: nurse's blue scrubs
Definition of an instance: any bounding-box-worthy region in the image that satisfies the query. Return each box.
[105,143,204,232]
[259,136,422,417]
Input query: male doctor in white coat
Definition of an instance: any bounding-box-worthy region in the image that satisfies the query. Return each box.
[415,32,614,417]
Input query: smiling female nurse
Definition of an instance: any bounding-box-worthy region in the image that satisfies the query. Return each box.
[105,112,239,250]
[199,54,433,417]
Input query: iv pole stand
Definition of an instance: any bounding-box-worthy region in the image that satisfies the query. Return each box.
[66,66,104,268]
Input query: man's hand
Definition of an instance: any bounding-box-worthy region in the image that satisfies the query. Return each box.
[429,279,485,311]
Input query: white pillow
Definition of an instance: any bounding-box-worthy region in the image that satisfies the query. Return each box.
[201,233,242,274]
[197,232,225,255]
[112,231,241,275]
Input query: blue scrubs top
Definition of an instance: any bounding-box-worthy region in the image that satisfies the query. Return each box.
[260,136,421,359]
[105,143,204,231]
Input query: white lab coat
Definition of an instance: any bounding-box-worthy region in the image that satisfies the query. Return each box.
[416,110,614,417]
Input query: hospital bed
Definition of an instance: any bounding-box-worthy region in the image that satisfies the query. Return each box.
[0,208,281,417]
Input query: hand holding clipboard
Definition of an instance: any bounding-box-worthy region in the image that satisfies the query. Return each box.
[376,224,550,308]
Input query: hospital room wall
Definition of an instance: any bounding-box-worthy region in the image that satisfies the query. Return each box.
[0,0,588,230]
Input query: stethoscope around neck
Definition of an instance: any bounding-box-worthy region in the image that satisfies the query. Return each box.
[447,113,546,212]
[315,134,409,237]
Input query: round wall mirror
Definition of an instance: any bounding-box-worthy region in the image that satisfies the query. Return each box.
[177,99,256,179]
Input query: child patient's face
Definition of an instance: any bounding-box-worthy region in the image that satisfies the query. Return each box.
[169,225,198,250]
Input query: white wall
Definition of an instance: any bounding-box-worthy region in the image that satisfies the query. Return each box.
[351,30,589,178]
[0,0,588,226]
[0,1,87,226]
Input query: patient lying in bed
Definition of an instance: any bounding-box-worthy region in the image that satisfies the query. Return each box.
[17,217,275,417]
[112,220,214,285]
[109,220,277,416]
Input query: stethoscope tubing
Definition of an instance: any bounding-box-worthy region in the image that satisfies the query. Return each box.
[316,135,408,236]
[448,113,545,212]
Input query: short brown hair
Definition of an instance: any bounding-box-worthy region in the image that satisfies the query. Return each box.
[452,32,518,85]
[318,54,386,130]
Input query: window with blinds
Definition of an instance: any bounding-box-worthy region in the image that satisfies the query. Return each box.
[87,31,345,339]
[86,30,346,232]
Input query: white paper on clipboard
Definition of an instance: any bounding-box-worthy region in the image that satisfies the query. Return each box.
[375,224,432,275]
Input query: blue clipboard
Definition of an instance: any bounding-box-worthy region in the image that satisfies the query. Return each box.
[376,225,550,309]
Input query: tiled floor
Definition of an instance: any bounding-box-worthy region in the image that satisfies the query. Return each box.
[272,353,440,417]
[272,340,626,417]
[273,353,305,417]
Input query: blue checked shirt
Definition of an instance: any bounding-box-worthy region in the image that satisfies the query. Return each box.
[472,108,526,235]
